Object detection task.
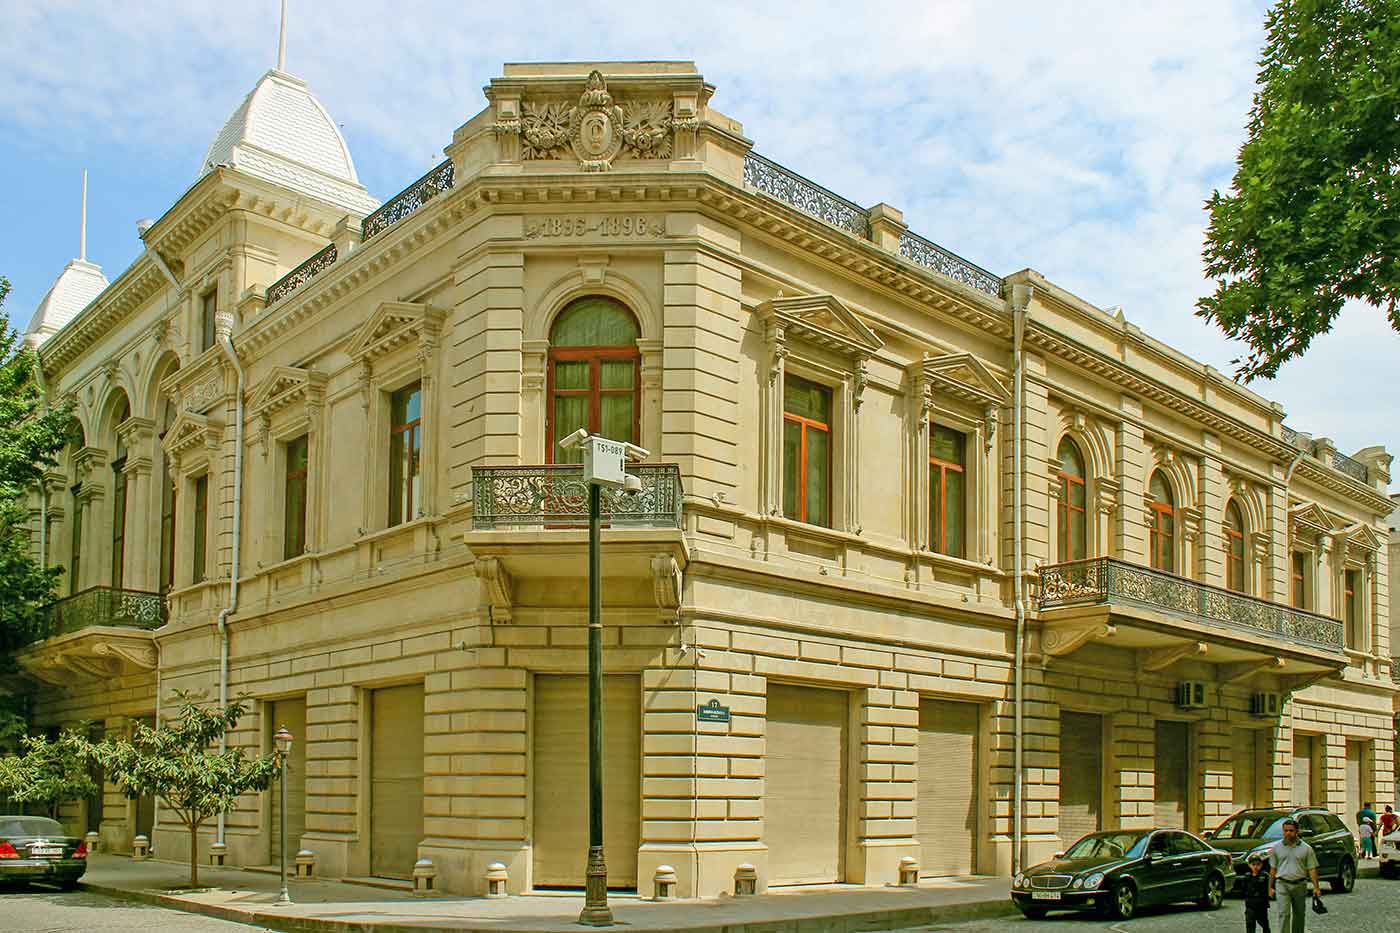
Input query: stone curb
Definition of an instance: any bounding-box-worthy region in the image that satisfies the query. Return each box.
[77,879,1019,933]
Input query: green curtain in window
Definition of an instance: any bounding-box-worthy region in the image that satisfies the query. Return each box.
[550,297,640,347]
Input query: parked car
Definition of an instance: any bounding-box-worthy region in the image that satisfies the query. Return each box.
[1379,825,1400,878]
[1203,806,1357,893]
[0,816,87,890]
[1010,828,1230,920]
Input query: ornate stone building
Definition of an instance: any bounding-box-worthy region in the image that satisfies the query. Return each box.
[19,58,1397,897]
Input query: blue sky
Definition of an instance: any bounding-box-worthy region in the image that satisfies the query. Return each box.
[2,0,1396,495]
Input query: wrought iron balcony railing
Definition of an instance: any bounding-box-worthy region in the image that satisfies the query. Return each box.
[742,151,1003,298]
[1038,557,1344,652]
[40,586,166,639]
[362,159,455,242]
[470,463,683,530]
[266,242,337,306]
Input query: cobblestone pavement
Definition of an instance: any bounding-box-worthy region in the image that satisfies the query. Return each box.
[898,876,1400,932]
[0,883,265,932]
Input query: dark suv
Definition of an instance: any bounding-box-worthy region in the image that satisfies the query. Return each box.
[1204,807,1357,894]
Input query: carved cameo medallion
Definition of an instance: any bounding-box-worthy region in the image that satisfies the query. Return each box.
[569,70,624,171]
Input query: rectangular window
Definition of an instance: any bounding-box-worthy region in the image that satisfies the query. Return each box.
[1344,568,1361,649]
[159,474,176,593]
[201,290,218,353]
[192,474,209,584]
[781,374,832,527]
[111,460,128,588]
[69,484,83,595]
[929,424,967,558]
[389,383,423,526]
[284,434,309,559]
[1291,551,1309,610]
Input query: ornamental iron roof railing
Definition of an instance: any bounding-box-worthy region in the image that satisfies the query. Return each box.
[743,151,1003,298]
[266,242,337,306]
[362,159,456,242]
[1039,556,1344,652]
[1279,423,1369,484]
[471,463,683,530]
[40,585,166,639]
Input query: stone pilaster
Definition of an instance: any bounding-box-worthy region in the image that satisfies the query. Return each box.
[1021,357,1051,569]
[1114,399,1148,564]
[1266,474,1291,605]
[1198,438,1226,587]
[850,686,918,885]
[1268,716,1294,807]
[1321,732,1347,814]
[301,684,361,880]
[1109,711,1154,829]
[1195,718,1233,830]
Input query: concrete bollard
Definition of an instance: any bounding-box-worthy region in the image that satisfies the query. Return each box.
[84,831,99,855]
[209,841,227,866]
[653,864,677,900]
[484,861,509,898]
[898,856,920,886]
[132,835,150,860]
[295,849,316,879]
[412,858,437,895]
[733,863,757,896]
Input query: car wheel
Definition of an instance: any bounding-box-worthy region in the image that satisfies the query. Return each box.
[1380,861,1397,879]
[1018,905,1048,920]
[57,879,79,892]
[1198,872,1225,910]
[1111,880,1137,920]
[1332,857,1356,893]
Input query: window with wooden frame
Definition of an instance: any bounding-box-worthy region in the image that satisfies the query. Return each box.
[782,374,833,527]
[1224,500,1246,593]
[1148,472,1175,572]
[110,398,130,588]
[929,424,967,557]
[69,483,83,595]
[1344,567,1362,649]
[284,434,309,559]
[1056,437,1087,562]
[546,296,641,464]
[200,289,218,354]
[388,383,422,526]
[1291,551,1310,610]
[191,474,209,584]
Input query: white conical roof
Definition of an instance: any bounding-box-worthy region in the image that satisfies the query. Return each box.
[24,258,109,349]
[200,69,378,215]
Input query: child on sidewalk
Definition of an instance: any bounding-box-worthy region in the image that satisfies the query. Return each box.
[1241,852,1271,933]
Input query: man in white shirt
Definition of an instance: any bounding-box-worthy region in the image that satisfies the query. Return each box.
[1268,819,1321,933]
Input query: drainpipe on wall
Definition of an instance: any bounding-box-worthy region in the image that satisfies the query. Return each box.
[1009,283,1032,875]
[214,311,246,850]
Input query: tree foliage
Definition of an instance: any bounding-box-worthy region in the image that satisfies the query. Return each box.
[91,692,280,887]
[1198,0,1400,381]
[0,729,98,820]
[0,275,78,659]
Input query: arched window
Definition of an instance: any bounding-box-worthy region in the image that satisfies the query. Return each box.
[547,296,641,464]
[1148,472,1175,573]
[1056,437,1087,562]
[111,395,131,588]
[1224,500,1246,593]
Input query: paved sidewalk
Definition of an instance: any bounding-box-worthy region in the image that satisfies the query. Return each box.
[78,855,1015,933]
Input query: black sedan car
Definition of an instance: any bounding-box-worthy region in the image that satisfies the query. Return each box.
[1011,828,1230,920]
[0,816,88,889]
[1203,806,1357,893]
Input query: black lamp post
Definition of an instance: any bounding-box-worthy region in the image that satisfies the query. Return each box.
[273,724,293,907]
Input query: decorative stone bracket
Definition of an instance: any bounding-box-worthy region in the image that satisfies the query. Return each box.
[650,554,682,615]
[477,557,514,624]
[1041,621,1116,659]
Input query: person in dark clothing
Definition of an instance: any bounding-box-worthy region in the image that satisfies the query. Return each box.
[1242,853,1272,933]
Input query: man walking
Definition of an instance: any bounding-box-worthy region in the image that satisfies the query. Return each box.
[1268,818,1321,933]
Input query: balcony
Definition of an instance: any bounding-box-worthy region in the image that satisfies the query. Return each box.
[1036,558,1346,686]
[470,463,682,530]
[17,586,164,684]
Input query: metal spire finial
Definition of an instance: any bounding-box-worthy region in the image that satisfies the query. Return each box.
[79,169,88,262]
[276,0,288,72]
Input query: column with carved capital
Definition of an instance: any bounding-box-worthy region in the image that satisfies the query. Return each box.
[119,418,156,590]
[1265,472,1290,604]
[1114,398,1149,565]
[1316,535,1336,619]
[1198,441,1226,586]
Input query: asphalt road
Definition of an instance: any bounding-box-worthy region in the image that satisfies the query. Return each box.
[903,876,1400,932]
[0,883,265,932]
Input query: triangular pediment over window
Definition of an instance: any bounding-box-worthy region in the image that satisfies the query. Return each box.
[914,352,1009,407]
[162,410,221,461]
[757,294,883,357]
[248,366,326,420]
[1288,501,1335,537]
[348,300,445,364]
[1339,521,1384,551]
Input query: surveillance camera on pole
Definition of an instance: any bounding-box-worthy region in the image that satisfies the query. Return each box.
[558,428,649,491]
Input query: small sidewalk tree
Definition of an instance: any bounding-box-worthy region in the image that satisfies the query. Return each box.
[91,692,281,887]
[0,729,97,820]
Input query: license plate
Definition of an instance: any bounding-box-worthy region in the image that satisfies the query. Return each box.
[30,846,61,857]
[1032,891,1062,901]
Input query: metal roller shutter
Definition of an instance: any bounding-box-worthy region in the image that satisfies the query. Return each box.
[917,699,979,876]
[767,684,847,885]
[371,683,424,879]
[531,675,641,888]
[1292,733,1314,807]
[1154,721,1189,828]
[1231,728,1259,813]
[1059,712,1102,850]
[269,698,307,864]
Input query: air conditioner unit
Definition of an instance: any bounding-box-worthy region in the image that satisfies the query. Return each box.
[1176,680,1208,709]
[1251,692,1282,718]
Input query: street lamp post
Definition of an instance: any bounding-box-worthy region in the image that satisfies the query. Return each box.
[273,725,294,907]
[557,429,646,928]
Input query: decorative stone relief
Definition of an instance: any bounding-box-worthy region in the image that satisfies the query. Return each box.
[515,71,675,171]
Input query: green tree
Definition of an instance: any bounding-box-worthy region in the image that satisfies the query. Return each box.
[1198,0,1400,381]
[0,729,98,820]
[91,693,281,888]
[0,274,78,658]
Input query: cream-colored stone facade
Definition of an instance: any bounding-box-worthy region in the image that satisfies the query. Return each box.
[20,60,1398,897]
